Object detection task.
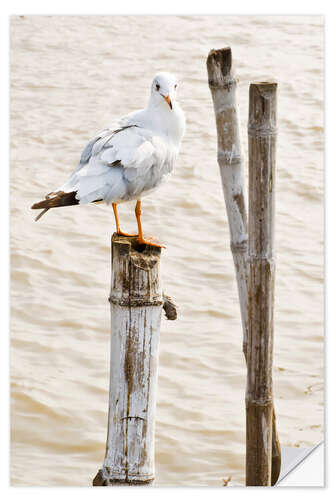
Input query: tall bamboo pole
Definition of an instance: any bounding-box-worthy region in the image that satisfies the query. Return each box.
[246,82,277,486]
[207,48,248,354]
[206,48,280,485]
[93,234,163,486]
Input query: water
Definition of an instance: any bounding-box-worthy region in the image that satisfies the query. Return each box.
[10,15,324,486]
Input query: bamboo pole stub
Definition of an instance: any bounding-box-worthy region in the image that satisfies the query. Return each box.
[93,234,163,486]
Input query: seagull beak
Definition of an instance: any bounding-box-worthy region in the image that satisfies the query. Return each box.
[163,94,173,110]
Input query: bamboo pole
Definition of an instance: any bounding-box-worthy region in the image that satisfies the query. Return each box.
[93,234,164,486]
[246,82,277,486]
[206,48,280,485]
[206,47,248,354]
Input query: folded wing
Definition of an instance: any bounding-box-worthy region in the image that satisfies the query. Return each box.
[58,125,171,205]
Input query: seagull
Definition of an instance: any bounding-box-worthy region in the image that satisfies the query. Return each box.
[31,72,186,247]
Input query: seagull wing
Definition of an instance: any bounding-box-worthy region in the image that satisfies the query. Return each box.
[59,124,172,204]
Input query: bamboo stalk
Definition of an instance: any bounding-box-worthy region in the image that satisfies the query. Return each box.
[206,48,248,355]
[93,234,163,486]
[207,48,280,485]
[246,82,277,486]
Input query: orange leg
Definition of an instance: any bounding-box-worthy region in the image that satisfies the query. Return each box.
[112,203,137,237]
[135,200,165,248]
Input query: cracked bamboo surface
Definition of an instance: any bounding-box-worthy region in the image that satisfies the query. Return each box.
[246,82,278,486]
[93,234,163,486]
[207,48,280,486]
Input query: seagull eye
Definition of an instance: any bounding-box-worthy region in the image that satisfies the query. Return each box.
[174,84,177,90]
[156,83,160,91]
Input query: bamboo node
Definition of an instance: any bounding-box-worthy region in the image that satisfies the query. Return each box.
[208,78,237,91]
[230,241,248,253]
[248,125,278,137]
[108,296,163,307]
[217,151,242,164]
[246,398,273,407]
[248,255,275,264]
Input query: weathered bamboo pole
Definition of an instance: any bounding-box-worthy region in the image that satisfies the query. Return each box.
[206,48,280,485]
[246,82,277,486]
[93,234,164,486]
[206,47,248,354]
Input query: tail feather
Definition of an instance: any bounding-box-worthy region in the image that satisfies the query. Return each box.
[31,190,79,210]
[34,208,50,222]
[31,190,104,222]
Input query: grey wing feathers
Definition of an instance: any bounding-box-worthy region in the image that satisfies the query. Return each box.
[79,126,139,165]
[62,124,162,204]
[79,129,110,164]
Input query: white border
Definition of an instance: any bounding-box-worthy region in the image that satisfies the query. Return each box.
[0,0,331,15]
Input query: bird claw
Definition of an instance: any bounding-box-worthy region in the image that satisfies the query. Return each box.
[117,230,139,237]
[137,236,166,248]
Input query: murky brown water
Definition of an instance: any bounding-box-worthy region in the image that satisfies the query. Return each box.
[10,15,324,486]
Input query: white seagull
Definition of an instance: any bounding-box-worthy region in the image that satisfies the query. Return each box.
[31,72,185,247]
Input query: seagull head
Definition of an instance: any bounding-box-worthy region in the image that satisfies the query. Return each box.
[150,72,178,111]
